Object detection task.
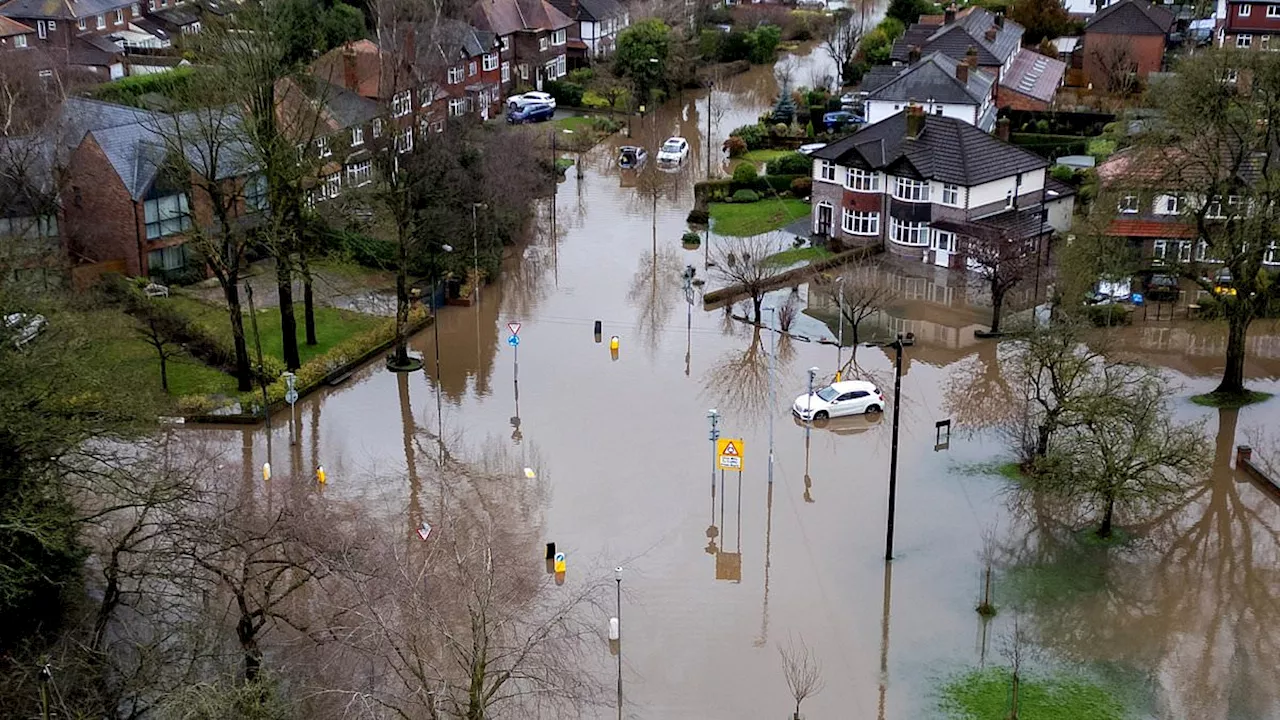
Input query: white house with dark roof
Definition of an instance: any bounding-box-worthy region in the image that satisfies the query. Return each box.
[862,51,997,131]
[809,106,1068,270]
[548,0,628,59]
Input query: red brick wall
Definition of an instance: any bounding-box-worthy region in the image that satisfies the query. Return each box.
[998,88,1051,112]
[63,136,143,275]
[1083,33,1166,89]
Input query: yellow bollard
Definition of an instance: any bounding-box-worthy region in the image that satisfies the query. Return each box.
[554,552,566,573]
[609,335,619,351]
[316,465,326,485]
[834,370,842,382]
[262,462,271,481]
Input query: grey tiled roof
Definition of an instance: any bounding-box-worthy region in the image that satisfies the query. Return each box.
[56,97,159,148]
[811,111,1047,186]
[433,18,498,59]
[891,9,1023,66]
[858,65,901,94]
[866,52,994,105]
[548,0,624,22]
[0,0,129,20]
[321,82,379,129]
[1085,0,1174,35]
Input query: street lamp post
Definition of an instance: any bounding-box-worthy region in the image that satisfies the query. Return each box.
[430,243,454,463]
[707,409,721,493]
[836,275,845,380]
[471,202,486,302]
[865,332,913,561]
[615,566,623,720]
[766,305,776,487]
[807,366,818,419]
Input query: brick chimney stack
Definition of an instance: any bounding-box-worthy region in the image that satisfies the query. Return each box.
[985,27,997,41]
[908,45,921,63]
[956,61,968,84]
[966,45,978,68]
[944,3,956,24]
[906,104,925,139]
[996,117,1011,142]
[342,43,358,92]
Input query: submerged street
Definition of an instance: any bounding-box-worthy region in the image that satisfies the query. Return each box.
[182,48,1280,719]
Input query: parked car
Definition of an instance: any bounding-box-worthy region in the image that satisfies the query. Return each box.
[657,137,690,165]
[823,111,863,131]
[507,103,555,124]
[1144,273,1180,302]
[508,92,556,111]
[798,143,828,155]
[792,380,885,421]
[1210,268,1236,296]
[618,145,648,169]
[4,312,46,348]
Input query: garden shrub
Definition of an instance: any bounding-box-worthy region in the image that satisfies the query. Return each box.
[731,189,760,203]
[723,135,747,157]
[566,68,594,85]
[687,208,710,224]
[544,80,585,107]
[790,177,813,197]
[681,231,702,246]
[733,163,759,183]
[766,152,811,176]
[729,123,767,150]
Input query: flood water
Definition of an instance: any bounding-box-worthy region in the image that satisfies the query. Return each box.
[181,47,1280,719]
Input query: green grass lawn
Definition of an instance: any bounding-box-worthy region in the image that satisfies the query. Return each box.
[709,198,810,237]
[1087,137,1116,159]
[763,246,833,267]
[80,309,242,399]
[739,149,790,164]
[169,295,382,366]
[940,668,1127,720]
[1190,389,1273,408]
[553,115,596,134]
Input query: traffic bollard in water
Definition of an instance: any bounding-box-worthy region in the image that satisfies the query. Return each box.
[545,542,556,560]
[554,552,566,573]
[609,335,620,351]
[316,466,326,484]
[262,463,271,481]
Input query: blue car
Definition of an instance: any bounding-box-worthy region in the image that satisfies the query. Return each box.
[823,111,864,131]
[508,103,555,124]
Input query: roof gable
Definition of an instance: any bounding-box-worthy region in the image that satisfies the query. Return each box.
[1085,0,1175,35]
[867,52,994,105]
[470,0,572,35]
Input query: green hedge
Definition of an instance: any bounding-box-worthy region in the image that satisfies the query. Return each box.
[544,80,585,107]
[766,152,811,176]
[1010,133,1089,159]
[94,66,197,107]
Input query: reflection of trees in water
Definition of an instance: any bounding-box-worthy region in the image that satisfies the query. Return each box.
[501,212,558,322]
[702,327,793,419]
[628,247,685,355]
[999,407,1280,718]
[943,340,1016,434]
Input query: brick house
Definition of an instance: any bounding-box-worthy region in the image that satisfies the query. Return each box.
[0,13,33,50]
[1082,0,1174,91]
[1220,0,1280,50]
[468,0,574,93]
[809,107,1062,271]
[548,0,628,61]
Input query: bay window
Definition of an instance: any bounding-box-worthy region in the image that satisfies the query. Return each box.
[890,218,929,246]
[894,177,929,202]
[845,168,880,192]
[842,209,880,236]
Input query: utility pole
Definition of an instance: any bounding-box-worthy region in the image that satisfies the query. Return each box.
[707,409,720,494]
[766,306,776,487]
[836,275,845,380]
[883,333,912,560]
[615,566,623,720]
[706,80,714,179]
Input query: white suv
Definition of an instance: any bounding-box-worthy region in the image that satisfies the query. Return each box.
[508,92,556,111]
[792,380,885,420]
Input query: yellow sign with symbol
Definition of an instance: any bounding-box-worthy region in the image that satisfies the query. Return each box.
[717,438,745,472]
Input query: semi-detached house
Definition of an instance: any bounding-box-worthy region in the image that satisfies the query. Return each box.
[809,107,1066,271]
[469,0,574,93]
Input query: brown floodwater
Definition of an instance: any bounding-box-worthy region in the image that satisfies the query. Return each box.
[179,45,1280,719]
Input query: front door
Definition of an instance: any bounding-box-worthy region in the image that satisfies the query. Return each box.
[932,230,954,268]
[816,204,832,236]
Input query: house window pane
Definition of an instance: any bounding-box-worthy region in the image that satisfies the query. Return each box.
[143,193,191,239]
[942,183,959,205]
[841,210,880,236]
[147,243,189,272]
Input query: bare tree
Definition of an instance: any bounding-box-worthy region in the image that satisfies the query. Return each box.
[1089,37,1138,96]
[824,9,866,88]
[778,635,825,720]
[961,227,1038,335]
[135,314,180,392]
[709,234,787,323]
[819,257,897,360]
[976,522,999,617]
[999,614,1032,720]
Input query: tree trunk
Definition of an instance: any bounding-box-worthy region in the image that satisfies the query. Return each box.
[393,232,411,367]
[237,611,261,682]
[1214,311,1249,396]
[752,294,763,324]
[159,351,168,392]
[299,246,317,346]
[1098,494,1116,538]
[989,282,1006,334]
[225,281,253,392]
[1007,670,1020,720]
[1034,422,1051,459]
[276,254,300,371]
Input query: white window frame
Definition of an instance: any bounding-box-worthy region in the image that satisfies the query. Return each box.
[1266,241,1280,264]
[351,126,364,146]
[37,20,47,39]
[942,183,960,206]
[552,29,567,46]
[78,18,86,30]
[1270,5,1280,16]
[519,63,529,80]
[97,14,106,29]
[501,61,511,83]
[396,127,413,154]
[818,161,836,182]
[483,53,498,71]
[321,172,341,200]
[392,90,412,117]
[346,160,372,187]
[114,8,123,24]
[1238,34,1253,48]
[38,69,52,79]
[1241,3,1251,15]
[448,66,464,84]
[468,60,477,76]
[557,54,566,78]
[1225,68,1239,83]
[143,193,192,239]
[316,136,331,158]
[448,97,467,117]
[539,36,549,51]
[846,168,881,192]
[1118,194,1139,214]
[842,209,880,236]
[1156,193,1185,215]
[893,177,929,202]
[889,217,930,246]
[47,20,55,32]
[14,34,27,48]
[372,118,383,138]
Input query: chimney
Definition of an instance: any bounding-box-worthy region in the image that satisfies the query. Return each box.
[996,117,1011,142]
[570,0,578,17]
[944,3,956,24]
[908,45,921,63]
[966,45,979,68]
[342,43,358,92]
[995,12,1004,28]
[956,62,968,84]
[906,104,925,139]
[985,27,997,41]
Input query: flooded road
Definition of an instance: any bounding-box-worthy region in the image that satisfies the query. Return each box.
[187,46,1280,719]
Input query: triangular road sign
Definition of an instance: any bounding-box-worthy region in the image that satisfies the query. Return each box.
[721,441,739,456]
[507,322,521,336]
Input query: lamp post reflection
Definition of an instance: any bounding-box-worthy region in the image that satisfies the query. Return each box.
[877,560,894,720]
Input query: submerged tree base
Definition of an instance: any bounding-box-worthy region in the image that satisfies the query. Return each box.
[385,356,424,373]
[1190,390,1272,409]
[940,668,1126,720]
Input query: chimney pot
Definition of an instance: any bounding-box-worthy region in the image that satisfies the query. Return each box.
[342,43,358,92]
[906,104,925,139]
[996,117,1011,142]
[995,12,1004,28]
[944,5,955,24]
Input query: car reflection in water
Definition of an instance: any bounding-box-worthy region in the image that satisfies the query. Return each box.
[792,412,884,436]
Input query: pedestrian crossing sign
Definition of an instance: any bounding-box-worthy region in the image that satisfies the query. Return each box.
[717,438,744,472]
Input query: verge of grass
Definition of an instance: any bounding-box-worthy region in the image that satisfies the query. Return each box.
[739,149,789,164]
[1190,389,1272,409]
[957,461,1027,483]
[762,245,833,267]
[167,296,382,366]
[553,115,595,134]
[939,668,1127,720]
[79,308,241,400]
[709,198,809,237]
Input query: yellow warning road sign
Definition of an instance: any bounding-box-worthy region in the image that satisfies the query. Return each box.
[717,438,745,472]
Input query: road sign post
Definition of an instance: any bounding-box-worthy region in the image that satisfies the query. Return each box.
[507,322,520,427]
[716,438,745,472]
[283,372,298,446]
